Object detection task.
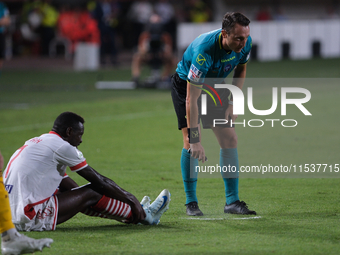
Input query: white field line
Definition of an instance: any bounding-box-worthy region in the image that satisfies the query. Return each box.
[0,110,174,133]
[184,216,262,221]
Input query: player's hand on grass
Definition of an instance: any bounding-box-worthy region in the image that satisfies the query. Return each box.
[190,143,206,163]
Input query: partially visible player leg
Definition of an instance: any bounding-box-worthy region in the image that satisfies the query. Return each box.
[171,77,203,216]
[147,189,171,224]
[82,191,170,225]
[57,184,168,225]
[89,195,133,222]
[59,181,131,222]
[131,52,146,86]
[0,177,15,237]
[213,127,240,204]
[81,208,109,219]
[1,177,53,255]
[162,52,176,80]
[56,184,104,224]
[1,231,53,255]
[181,128,203,216]
[212,126,256,215]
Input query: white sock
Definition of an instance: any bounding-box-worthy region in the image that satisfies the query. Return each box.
[140,208,154,225]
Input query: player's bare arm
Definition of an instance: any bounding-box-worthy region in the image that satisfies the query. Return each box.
[186,82,206,163]
[225,64,247,122]
[77,166,146,223]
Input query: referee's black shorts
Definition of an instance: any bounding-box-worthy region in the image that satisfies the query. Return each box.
[171,73,232,130]
[171,73,188,130]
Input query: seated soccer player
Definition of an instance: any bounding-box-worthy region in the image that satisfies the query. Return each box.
[2,112,170,231]
[1,151,53,255]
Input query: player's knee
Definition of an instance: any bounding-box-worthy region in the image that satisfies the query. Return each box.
[228,134,238,147]
[82,187,102,206]
[91,190,103,202]
[221,133,238,148]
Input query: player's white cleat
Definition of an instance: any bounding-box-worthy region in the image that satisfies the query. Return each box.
[140,189,171,225]
[149,189,171,224]
[142,206,158,225]
[1,233,53,255]
[140,196,151,209]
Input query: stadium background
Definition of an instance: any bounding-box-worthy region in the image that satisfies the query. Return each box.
[0,0,340,254]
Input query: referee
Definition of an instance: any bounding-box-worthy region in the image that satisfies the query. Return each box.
[171,12,256,216]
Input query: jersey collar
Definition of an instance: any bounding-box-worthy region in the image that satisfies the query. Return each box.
[49,131,61,138]
[219,32,232,54]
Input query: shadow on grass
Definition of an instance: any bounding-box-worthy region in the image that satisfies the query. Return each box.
[214,212,340,244]
[56,222,177,233]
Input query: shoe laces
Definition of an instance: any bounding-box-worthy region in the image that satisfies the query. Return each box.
[237,201,249,209]
[187,202,199,209]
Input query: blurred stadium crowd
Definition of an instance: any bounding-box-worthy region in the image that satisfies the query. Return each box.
[0,0,339,67]
[1,0,214,64]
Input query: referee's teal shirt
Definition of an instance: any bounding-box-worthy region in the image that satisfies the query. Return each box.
[176,28,252,84]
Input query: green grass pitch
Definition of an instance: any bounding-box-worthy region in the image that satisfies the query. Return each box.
[0,58,340,254]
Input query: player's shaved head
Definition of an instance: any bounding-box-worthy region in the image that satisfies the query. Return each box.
[222,12,250,34]
[52,112,85,136]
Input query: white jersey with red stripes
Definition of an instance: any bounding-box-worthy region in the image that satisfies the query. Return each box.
[3,131,88,226]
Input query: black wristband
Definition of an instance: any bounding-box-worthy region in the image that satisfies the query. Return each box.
[188,127,200,144]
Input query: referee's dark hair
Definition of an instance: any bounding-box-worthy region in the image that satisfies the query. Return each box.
[222,12,250,34]
[52,112,85,135]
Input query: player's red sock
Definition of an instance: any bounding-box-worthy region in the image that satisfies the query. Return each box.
[81,208,108,218]
[91,195,132,221]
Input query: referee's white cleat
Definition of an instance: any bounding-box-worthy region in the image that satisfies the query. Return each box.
[141,189,171,225]
[1,232,53,255]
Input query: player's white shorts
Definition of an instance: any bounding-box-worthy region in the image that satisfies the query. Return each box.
[15,196,58,232]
